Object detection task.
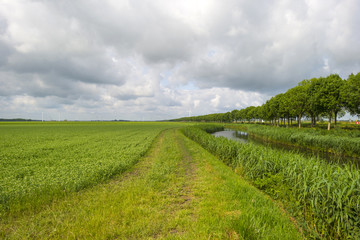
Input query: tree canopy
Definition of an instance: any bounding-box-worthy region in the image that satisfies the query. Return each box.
[174,73,360,130]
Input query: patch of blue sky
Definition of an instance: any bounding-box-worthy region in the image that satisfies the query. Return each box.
[208,49,216,57]
[160,70,172,87]
[177,81,198,90]
[142,66,149,75]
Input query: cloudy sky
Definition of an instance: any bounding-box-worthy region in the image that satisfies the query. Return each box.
[0,0,359,120]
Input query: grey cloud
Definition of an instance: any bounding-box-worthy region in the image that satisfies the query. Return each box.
[0,0,359,120]
[0,41,13,68]
[7,52,125,85]
[171,0,360,93]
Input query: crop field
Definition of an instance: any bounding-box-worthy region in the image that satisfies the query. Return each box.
[0,122,303,239]
[5,121,359,239]
[0,122,183,216]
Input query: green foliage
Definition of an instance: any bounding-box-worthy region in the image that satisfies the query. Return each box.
[0,122,181,215]
[236,124,360,157]
[174,72,360,131]
[182,126,360,239]
[194,123,224,133]
[342,72,360,115]
[1,128,302,239]
[287,85,308,127]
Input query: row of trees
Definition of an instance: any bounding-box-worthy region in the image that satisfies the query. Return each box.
[176,73,360,130]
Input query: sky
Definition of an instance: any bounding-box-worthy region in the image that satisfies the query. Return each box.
[0,0,359,121]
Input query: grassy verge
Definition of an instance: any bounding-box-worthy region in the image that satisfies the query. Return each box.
[182,125,360,239]
[1,128,302,239]
[227,123,360,158]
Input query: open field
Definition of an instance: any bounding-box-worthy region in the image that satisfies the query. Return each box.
[0,122,184,216]
[0,123,301,239]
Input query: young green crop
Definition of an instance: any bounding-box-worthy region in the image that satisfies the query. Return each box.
[1,128,302,239]
[0,122,183,216]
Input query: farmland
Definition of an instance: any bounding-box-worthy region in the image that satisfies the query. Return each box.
[0,122,302,239]
[0,122,183,215]
[3,121,360,239]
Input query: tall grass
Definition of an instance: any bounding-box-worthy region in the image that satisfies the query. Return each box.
[194,123,224,133]
[228,124,360,157]
[182,125,360,239]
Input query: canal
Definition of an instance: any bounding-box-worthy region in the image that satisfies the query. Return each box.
[212,129,359,166]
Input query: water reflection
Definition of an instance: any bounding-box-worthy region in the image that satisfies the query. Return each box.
[212,130,248,143]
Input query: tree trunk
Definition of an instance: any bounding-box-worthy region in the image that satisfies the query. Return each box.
[298,114,302,128]
[328,114,331,131]
[311,115,314,127]
[334,111,337,128]
[287,115,289,128]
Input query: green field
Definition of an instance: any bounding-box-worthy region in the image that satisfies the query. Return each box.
[0,122,183,215]
[0,122,302,239]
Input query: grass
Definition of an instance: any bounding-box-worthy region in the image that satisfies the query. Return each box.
[227,123,360,158]
[183,125,360,239]
[0,121,184,216]
[1,128,302,239]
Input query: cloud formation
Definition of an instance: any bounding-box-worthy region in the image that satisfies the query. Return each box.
[0,0,359,120]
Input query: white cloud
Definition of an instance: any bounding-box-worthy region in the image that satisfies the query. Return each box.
[0,0,359,120]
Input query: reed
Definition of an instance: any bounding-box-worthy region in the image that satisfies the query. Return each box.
[182,125,360,239]
[228,124,360,157]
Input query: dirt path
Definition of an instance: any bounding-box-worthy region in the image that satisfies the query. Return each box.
[2,129,302,239]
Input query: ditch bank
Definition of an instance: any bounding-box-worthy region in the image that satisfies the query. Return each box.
[213,128,360,166]
[182,124,360,239]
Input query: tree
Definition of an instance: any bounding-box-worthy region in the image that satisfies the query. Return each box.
[261,100,273,124]
[268,94,283,126]
[231,109,240,122]
[342,73,360,115]
[222,112,232,123]
[314,74,344,130]
[278,91,293,127]
[244,106,256,123]
[306,78,322,127]
[287,85,308,128]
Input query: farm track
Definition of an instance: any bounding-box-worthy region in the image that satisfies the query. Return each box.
[1,129,301,239]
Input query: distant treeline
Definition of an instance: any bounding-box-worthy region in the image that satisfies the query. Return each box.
[174,73,360,130]
[0,118,38,122]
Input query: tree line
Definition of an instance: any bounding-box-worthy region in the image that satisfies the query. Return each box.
[175,73,360,130]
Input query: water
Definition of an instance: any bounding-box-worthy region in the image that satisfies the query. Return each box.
[212,130,249,143]
[212,129,359,166]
